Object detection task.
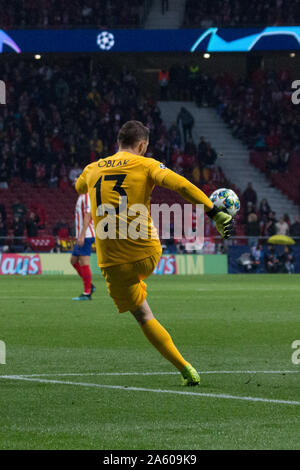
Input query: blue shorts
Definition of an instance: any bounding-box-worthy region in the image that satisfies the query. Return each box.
[72,237,95,257]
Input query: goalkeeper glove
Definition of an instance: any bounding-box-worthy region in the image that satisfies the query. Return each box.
[206,206,233,239]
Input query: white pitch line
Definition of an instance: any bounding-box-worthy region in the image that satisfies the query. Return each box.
[3,370,299,378]
[0,375,300,407]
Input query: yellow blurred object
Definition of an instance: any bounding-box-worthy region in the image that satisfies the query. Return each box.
[192,166,200,183]
[202,167,211,182]
[267,235,295,245]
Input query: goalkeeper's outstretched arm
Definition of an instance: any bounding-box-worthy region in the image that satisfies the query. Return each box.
[150,164,233,239]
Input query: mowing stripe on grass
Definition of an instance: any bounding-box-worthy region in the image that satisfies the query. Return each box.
[1,375,300,407]
[6,370,300,378]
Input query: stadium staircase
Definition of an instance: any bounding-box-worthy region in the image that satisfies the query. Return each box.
[145,0,185,29]
[158,101,300,219]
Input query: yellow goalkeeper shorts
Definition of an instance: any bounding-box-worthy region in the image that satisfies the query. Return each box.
[100,250,161,313]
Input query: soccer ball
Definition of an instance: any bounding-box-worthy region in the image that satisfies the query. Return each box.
[210,188,240,217]
[97,31,115,51]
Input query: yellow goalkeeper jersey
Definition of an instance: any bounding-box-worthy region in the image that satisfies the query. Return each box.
[75,150,213,267]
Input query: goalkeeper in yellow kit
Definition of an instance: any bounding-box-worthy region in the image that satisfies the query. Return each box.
[76,121,233,386]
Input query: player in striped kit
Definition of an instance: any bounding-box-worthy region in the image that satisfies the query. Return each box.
[71,193,96,300]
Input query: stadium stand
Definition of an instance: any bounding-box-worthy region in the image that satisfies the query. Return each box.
[183,0,298,27]
[1,55,298,249]
[158,63,299,238]
[215,68,300,206]
[0,0,152,28]
[0,59,232,250]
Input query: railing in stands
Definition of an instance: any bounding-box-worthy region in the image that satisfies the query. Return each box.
[1,235,300,254]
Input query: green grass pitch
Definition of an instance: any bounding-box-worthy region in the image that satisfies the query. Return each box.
[0,274,299,450]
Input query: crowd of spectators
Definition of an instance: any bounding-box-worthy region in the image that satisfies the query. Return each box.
[216,68,300,170]
[243,182,300,245]
[0,58,226,243]
[0,0,146,28]
[183,0,298,28]
[1,57,299,251]
[158,64,300,168]
[242,242,295,274]
[0,196,47,246]
[0,59,224,191]
[0,59,165,190]
[0,0,297,29]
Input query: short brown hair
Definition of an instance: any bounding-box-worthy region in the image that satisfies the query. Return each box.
[117,120,149,147]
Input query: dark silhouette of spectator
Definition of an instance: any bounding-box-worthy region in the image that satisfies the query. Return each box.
[169,64,180,100]
[265,245,280,273]
[290,216,300,238]
[279,246,295,274]
[0,155,10,189]
[12,198,26,220]
[13,214,25,243]
[263,211,277,237]
[0,213,7,245]
[204,142,217,166]
[0,203,6,222]
[243,183,257,207]
[176,65,189,100]
[69,162,82,186]
[177,107,194,145]
[26,212,39,237]
[168,123,181,150]
[30,203,46,230]
[283,213,291,228]
[48,163,59,188]
[23,157,34,183]
[250,243,263,273]
[53,219,71,239]
[278,148,290,172]
[185,138,197,157]
[34,161,46,187]
[246,213,260,246]
[161,0,169,14]
[259,199,271,221]
[158,69,169,101]
[188,63,200,101]
[266,151,280,174]
[197,137,207,167]
[198,74,215,106]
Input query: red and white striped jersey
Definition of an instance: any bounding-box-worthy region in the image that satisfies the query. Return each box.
[75,194,95,239]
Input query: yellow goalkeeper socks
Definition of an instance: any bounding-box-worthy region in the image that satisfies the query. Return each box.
[141,318,189,372]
